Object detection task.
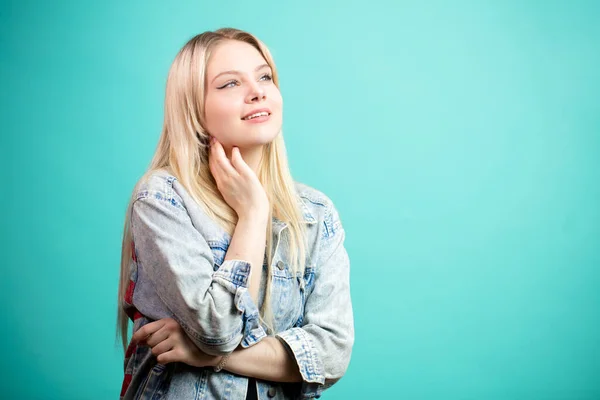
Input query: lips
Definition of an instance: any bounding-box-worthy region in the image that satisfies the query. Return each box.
[242,108,271,120]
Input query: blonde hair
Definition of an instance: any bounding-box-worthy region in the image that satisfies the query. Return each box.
[116,28,307,351]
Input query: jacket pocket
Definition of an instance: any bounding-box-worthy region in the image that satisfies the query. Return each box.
[293,265,314,327]
[271,260,304,330]
[135,363,174,400]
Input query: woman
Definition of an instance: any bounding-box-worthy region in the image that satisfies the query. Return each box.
[116,28,354,399]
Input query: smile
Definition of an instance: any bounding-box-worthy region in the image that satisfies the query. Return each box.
[242,111,270,120]
[242,112,271,123]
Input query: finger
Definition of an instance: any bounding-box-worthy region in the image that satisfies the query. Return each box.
[230,147,254,178]
[145,325,171,348]
[208,140,226,182]
[212,140,238,177]
[151,337,174,358]
[131,320,166,344]
[156,349,181,365]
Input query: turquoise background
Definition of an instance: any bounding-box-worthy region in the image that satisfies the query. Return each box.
[1,0,599,399]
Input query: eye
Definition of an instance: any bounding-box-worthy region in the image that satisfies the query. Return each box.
[218,80,238,89]
[259,73,272,82]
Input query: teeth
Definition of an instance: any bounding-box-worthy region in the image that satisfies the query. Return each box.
[244,111,269,120]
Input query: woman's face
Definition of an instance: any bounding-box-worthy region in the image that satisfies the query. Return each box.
[204,40,283,149]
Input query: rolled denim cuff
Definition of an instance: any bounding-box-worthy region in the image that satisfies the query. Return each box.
[276,327,325,395]
[212,259,267,347]
[212,260,251,290]
[235,288,268,348]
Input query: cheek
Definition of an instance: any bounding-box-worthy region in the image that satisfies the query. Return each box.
[205,97,239,135]
[270,89,283,109]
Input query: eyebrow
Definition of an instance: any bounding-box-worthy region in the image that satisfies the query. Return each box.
[211,63,271,84]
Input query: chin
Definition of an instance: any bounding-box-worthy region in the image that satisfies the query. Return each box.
[241,127,281,147]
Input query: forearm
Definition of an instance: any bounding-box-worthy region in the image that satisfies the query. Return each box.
[223,337,302,383]
[225,213,268,304]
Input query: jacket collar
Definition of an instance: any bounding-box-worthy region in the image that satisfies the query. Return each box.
[272,198,317,233]
[299,198,317,224]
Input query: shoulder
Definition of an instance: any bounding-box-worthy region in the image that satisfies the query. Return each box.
[132,168,185,211]
[294,181,332,208]
[294,181,343,236]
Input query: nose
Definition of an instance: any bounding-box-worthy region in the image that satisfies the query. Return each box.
[245,81,266,103]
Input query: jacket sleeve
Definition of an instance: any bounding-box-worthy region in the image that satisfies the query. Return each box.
[276,203,355,398]
[130,192,267,356]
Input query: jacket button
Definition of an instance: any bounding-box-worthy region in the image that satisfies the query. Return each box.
[276,260,285,270]
[267,386,277,397]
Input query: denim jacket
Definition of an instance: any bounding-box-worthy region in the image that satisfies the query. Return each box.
[120,169,354,399]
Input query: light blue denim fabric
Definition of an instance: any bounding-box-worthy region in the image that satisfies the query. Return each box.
[120,168,354,399]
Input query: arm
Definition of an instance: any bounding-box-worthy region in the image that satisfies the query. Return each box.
[226,211,268,305]
[274,203,355,398]
[222,337,303,382]
[208,140,269,309]
[146,199,353,394]
[132,318,302,382]
[130,186,267,357]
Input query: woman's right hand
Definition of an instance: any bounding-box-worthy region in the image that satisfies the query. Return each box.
[208,137,269,220]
